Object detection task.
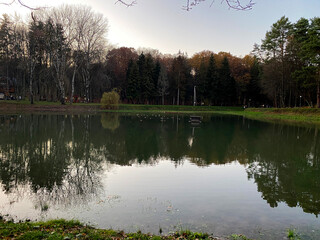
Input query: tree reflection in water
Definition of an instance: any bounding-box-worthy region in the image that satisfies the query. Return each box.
[0,114,105,210]
[0,113,319,216]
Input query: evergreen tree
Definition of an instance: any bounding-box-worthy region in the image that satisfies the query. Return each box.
[304,18,320,108]
[137,53,153,103]
[248,58,264,106]
[261,16,293,107]
[206,54,218,104]
[291,17,320,107]
[152,60,161,103]
[144,54,155,103]
[196,58,207,103]
[126,59,139,103]
[45,19,68,104]
[219,57,236,105]
[169,54,191,105]
[0,14,13,97]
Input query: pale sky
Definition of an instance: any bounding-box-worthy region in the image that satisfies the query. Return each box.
[0,0,319,57]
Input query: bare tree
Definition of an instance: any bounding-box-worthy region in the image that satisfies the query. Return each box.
[74,6,108,103]
[34,5,108,103]
[38,5,80,104]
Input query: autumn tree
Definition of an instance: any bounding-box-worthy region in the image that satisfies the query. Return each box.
[100,90,120,109]
[106,47,138,98]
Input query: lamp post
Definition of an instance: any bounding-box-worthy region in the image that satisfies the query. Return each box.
[300,95,302,107]
[190,68,196,106]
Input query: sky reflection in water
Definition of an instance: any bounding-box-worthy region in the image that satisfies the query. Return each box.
[0,113,319,239]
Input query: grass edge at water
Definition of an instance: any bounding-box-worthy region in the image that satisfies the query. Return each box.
[2,218,308,240]
[1,101,320,124]
[0,218,257,240]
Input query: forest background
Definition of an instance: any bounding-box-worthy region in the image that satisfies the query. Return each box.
[0,4,319,108]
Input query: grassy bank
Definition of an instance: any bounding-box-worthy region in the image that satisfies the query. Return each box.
[106,105,320,124]
[1,101,320,123]
[0,218,253,240]
[230,108,320,123]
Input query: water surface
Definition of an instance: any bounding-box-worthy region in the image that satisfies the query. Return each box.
[0,113,319,239]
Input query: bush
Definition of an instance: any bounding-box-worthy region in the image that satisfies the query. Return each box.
[100,90,120,109]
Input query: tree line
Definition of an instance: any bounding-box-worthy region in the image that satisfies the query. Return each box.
[0,7,319,107]
[255,16,320,108]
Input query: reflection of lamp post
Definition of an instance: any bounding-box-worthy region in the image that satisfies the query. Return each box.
[190,69,196,106]
[300,95,302,107]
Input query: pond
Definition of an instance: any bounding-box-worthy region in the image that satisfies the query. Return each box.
[0,113,319,239]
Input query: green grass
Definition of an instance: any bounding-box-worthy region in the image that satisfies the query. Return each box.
[0,100,60,105]
[0,218,309,240]
[287,228,301,240]
[117,104,242,112]
[227,108,320,124]
[0,100,101,106]
[230,234,253,240]
[0,218,251,240]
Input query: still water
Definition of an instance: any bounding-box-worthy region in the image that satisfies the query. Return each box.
[0,113,319,239]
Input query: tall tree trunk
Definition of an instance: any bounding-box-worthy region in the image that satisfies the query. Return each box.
[85,83,90,103]
[59,81,66,105]
[177,88,180,106]
[317,74,320,108]
[82,66,90,103]
[70,67,76,104]
[29,68,34,105]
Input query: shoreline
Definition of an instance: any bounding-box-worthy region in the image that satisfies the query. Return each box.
[0,218,277,240]
[1,101,320,124]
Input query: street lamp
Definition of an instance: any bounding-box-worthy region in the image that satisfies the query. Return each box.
[190,68,196,106]
[300,95,302,107]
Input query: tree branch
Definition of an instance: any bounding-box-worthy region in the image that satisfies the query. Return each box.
[0,0,15,6]
[114,0,137,7]
[223,0,255,10]
[0,0,41,10]
[115,0,255,11]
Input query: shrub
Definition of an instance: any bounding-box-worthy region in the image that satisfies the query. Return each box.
[100,90,120,109]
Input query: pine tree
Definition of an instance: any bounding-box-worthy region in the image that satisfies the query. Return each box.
[206,54,218,105]
[196,58,207,103]
[0,14,13,98]
[126,59,139,103]
[219,57,236,105]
